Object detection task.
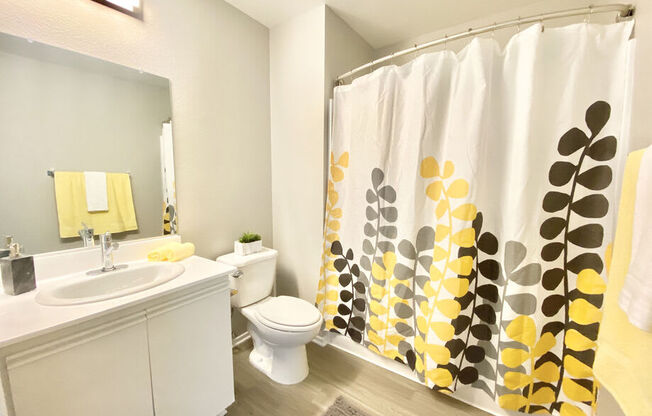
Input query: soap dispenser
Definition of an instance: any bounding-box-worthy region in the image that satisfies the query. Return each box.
[0,241,36,296]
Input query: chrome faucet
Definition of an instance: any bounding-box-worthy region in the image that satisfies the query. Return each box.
[78,223,95,248]
[99,232,119,272]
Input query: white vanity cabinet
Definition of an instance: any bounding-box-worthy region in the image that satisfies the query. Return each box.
[147,287,234,416]
[6,314,154,416]
[0,280,234,416]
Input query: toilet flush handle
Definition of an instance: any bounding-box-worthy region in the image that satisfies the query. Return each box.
[231,270,243,278]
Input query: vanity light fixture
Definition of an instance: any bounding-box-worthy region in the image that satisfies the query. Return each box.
[92,0,142,19]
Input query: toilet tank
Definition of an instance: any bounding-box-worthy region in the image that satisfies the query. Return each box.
[216,248,277,307]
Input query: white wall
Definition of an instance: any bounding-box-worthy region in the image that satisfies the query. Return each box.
[269,5,372,302]
[0,0,273,259]
[270,6,326,300]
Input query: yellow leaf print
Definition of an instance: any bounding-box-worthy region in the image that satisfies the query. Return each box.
[419,300,431,315]
[370,283,386,300]
[451,203,478,221]
[370,300,387,315]
[331,166,344,182]
[498,394,529,411]
[431,322,455,342]
[452,228,476,248]
[330,208,342,218]
[530,386,555,404]
[323,304,338,315]
[426,345,451,365]
[435,224,450,241]
[505,315,537,347]
[433,246,448,261]
[576,269,606,294]
[569,298,602,325]
[417,316,429,333]
[423,281,436,297]
[370,316,387,332]
[447,178,469,198]
[426,368,453,387]
[414,335,426,354]
[429,265,443,281]
[367,331,383,346]
[326,290,339,301]
[371,263,386,281]
[383,350,401,360]
[420,156,440,178]
[564,329,596,351]
[435,200,449,219]
[533,332,556,357]
[336,152,349,167]
[560,403,586,416]
[325,275,339,286]
[533,361,560,383]
[562,378,593,402]
[327,220,340,231]
[386,335,404,346]
[504,371,532,390]
[325,319,336,330]
[437,299,461,319]
[426,181,444,201]
[442,161,455,179]
[443,278,470,297]
[564,355,593,379]
[449,256,473,276]
[501,348,530,368]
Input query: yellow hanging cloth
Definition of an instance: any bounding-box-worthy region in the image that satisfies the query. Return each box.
[54,172,138,238]
[594,149,652,416]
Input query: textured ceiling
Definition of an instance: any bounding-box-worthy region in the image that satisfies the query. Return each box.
[224,0,547,49]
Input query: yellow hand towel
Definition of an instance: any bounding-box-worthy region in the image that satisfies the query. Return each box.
[163,242,195,262]
[54,172,138,238]
[594,149,652,416]
[147,242,176,262]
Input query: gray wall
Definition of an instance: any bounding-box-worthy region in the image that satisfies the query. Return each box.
[0,44,171,254]
[0,0,273,259]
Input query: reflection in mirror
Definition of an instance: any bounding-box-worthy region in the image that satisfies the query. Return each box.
[0,32,176,255]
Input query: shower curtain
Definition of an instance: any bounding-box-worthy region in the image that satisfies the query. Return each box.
[317,22,634,416]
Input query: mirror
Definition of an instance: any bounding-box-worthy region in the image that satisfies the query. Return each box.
[0,32,176,255]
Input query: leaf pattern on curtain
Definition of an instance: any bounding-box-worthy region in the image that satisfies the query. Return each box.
[317,100,618,416]
[317,152,349,330]
[539,101,615,415]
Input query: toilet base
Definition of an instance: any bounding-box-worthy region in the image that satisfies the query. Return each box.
[248,324,310,385]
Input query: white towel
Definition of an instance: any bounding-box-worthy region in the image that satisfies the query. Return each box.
[619,145,652,331]
[84,171,108,212]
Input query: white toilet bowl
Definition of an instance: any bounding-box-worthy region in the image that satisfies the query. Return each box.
[241,296,322,385]
[216,248,323,385]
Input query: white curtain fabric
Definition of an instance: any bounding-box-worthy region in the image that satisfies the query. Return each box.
[318,22,634,416]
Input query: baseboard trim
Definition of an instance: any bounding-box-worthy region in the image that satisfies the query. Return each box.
[232,331,251,348]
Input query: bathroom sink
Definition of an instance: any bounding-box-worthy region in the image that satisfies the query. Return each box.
[35,263,185,306]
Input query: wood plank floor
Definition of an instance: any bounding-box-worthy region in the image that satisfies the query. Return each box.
[227,341,491,416]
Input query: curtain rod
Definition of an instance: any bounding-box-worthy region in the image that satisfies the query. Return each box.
[336,3,635,84]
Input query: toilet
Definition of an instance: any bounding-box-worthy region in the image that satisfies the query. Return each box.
[216,248,323,385]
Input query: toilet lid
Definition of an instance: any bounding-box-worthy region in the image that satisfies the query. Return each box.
[256,296,322,328]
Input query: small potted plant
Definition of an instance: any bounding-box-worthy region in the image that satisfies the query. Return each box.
[234,232,262,256]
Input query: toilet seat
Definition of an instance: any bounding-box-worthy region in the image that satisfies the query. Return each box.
[254,296,321,332]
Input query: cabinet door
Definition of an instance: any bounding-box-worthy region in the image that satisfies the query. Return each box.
[6,314,153,416]
[147,288,234,416]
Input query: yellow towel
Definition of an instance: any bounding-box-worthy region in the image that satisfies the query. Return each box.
[54,172,138,238]
[147,242,176,262]
[163,242,195,262]
[147,242,194,262]
[594,150,652,416]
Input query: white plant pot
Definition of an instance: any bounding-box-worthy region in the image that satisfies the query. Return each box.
[234,240,262,256]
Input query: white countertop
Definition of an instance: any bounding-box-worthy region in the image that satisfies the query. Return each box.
[0,256,235,349]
